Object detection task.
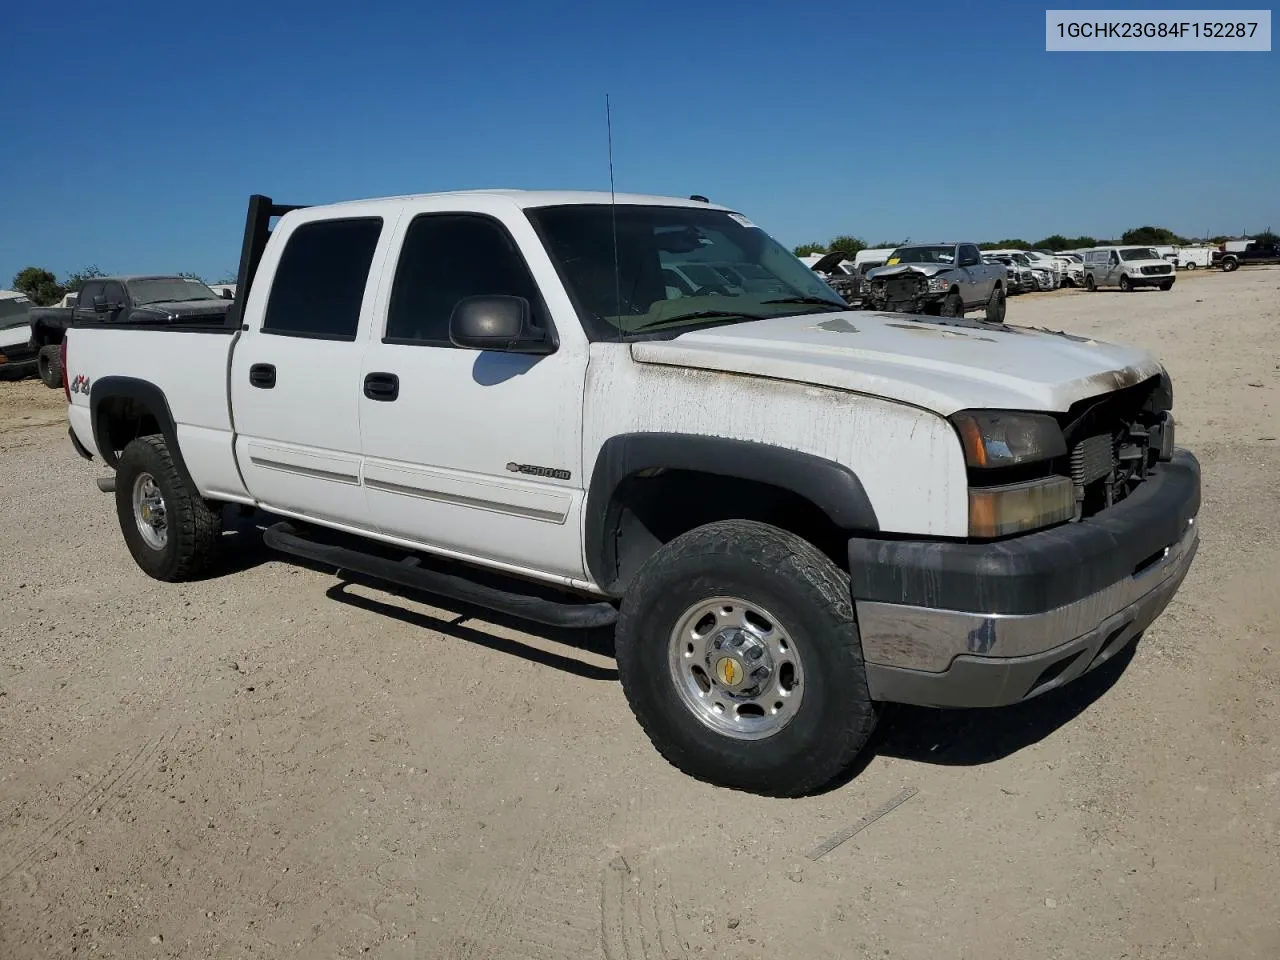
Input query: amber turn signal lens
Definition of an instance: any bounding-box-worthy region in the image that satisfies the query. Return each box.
[969,476,1074,537]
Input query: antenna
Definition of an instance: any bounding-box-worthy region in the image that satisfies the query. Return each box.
[606,94,622,331]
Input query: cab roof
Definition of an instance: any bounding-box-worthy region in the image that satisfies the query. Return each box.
[317,189,732,213]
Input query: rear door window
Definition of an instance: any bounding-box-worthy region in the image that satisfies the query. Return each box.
[262,218,383,340]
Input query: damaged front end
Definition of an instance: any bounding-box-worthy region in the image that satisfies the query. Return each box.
[865,268,948,314]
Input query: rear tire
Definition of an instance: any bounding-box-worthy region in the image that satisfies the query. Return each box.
[115,435,222,582]
[985,286,1007,323]
[615,520,879,796]
[1119,275,1133,292]
[37,345,62,389]
[1186,261,1198,270]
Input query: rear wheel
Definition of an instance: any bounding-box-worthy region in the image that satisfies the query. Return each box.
[1119,274,1133,292]
[939,290,964,317]
[115,435,222,581]
[615,520,878,796]
[985,286,1007,323]
[36,345,62,389]
[1186,261,1198,270]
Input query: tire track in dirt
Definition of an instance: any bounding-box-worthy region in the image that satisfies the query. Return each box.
[600,850,690,960]
[0,727,179,884]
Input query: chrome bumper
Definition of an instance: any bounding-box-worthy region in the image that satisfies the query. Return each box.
[858,518,1198,707]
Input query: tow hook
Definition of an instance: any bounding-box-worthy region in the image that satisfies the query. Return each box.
[96,475,117,493]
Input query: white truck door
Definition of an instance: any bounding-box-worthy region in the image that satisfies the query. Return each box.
[357,209,588,581]
[230,214,387,527]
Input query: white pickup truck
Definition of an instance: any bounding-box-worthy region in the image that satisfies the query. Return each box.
[63,191,1200,796]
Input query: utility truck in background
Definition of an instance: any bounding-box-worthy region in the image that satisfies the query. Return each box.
[60,190,1200,796]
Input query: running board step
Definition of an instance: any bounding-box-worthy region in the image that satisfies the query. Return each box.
[262,521,618,629]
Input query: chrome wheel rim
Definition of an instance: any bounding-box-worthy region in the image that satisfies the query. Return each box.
[667,597,804,740]
[132,472,168,550]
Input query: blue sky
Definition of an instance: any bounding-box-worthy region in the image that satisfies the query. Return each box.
[2,0,1276,283]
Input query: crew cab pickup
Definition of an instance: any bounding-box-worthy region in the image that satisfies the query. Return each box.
[28,275,232,388]
[863,243,1007,320]
[63,191,1200,796]
[1214,241,1280,271]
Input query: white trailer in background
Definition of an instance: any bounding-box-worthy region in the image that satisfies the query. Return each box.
[1171,246,1214,269]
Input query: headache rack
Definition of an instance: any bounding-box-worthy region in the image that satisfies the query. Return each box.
[228,194,310,328]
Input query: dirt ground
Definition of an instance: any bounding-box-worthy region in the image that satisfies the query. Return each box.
[1,268,1277,959]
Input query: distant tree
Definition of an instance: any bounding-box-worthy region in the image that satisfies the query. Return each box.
[979,239,1031,250]
[1251,227,1278,246]
[12,267,65,306]
[177,271,207,282]
[63,265,105,294]
[827,235,867,258]
[1064,235,1097,249]
[1209,235,1230,245]
[872,239,906,249]
[1034,234,1070,250]
[1121,225,1184,246]
[793,242,827,257]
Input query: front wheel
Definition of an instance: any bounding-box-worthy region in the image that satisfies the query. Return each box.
[1119,274,1133,292]
[939,290,964,317]
[615,520,879,796]
[36,345,62,389]
[1160,281,1174,291]
[1085,274,1097,291]
[115,435,223,581]
[985,286,1007,323]
[1222,257,1239,272]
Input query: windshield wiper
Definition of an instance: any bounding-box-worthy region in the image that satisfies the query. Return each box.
[759,296,846,309]
[628,310,756,332]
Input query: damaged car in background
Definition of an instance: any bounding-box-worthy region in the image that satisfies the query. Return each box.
[807,251,865,305]
[983,254,1034,294]
[863,242,1007,320]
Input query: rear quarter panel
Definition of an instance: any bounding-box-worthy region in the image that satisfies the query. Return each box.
[66,327,247,500]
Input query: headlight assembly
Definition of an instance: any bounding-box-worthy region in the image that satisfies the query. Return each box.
[950,410,1068,468]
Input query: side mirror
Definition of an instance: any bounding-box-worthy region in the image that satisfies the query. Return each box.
[449,295,553,355]
[93,295,108,313]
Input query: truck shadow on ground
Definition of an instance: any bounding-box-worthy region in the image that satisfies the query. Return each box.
[212,509,1137,777]
[868,639,1138,768]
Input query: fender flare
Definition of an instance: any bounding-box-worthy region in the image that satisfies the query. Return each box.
[584,433,879,593]
[89,376,198,492]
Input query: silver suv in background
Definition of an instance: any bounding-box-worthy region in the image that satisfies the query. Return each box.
[1083,247,1176,292]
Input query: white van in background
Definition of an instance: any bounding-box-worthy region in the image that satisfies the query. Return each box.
[1083,246,1176,292]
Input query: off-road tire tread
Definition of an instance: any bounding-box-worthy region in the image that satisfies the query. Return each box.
[115,434,221,581]
[37,345,62,389]
[615,520,878,797]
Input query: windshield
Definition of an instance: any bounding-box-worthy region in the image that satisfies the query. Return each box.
[525,204,846,338]
[127,277,221,305]
[0,296,33,330]
[1120,248,1158,262]
[887,245,955,265]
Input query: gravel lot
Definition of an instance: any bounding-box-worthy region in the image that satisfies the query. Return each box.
[2,267,1278,959]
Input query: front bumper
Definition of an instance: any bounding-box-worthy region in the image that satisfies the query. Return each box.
[1129,275,1175,287]
[850,450,1200,708]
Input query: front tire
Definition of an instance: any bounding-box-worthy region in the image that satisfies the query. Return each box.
[1119,274,1133,292]
[985,286,1007,323]
[36,345,62,389]
[1222,257,1239,272]
[1159,280,1174,291]
[115,435,222,581]
[615,520,879,796]
[1085,273,1097,292]
[939,290,964,317]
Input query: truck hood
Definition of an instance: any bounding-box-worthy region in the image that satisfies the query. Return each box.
[865,263,952,280]
[129,300,233,321]
[629,311,1163,415]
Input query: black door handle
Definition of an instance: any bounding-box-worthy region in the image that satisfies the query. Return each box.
[249,363,276,389]
[363,372,399,401]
